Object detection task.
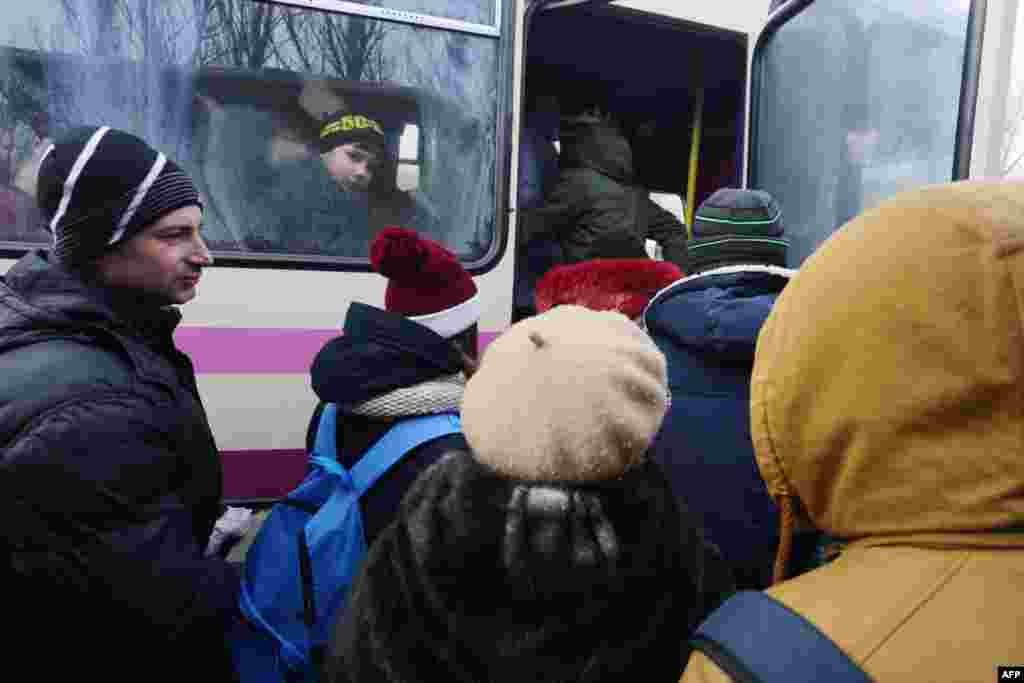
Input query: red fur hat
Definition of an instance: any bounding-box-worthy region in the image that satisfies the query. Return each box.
[535,258,684,319]
[370,227,480,338]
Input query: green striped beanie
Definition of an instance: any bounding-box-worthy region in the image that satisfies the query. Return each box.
[688,188,788,272]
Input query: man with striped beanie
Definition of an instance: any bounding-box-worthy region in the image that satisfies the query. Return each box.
[0,126,241,680]
[38,125,207,274]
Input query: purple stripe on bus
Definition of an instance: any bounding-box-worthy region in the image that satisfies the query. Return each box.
[221,449,307,500]
[174,327,502,374]
[174,327,336,374]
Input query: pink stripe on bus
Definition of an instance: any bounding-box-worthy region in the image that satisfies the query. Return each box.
[174,327,502,374]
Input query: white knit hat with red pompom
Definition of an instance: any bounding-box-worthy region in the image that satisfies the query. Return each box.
[370,227,481,338]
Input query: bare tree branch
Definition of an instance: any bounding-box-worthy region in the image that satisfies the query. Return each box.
[317,13,390,82]
[280,10,315,73]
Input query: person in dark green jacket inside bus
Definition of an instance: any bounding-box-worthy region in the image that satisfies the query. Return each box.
[519,106,688,270]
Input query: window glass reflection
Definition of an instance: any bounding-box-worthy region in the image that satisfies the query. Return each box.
[755,0,970,266]
[0,1,498,262]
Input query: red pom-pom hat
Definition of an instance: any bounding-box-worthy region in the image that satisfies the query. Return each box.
[370,227,481,338]
[535,258,684,320]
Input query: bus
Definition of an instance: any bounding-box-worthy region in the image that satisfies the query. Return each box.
[0,0,1006,502]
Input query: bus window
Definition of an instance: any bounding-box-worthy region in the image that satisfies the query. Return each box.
[752,0,972,266]
[194,79,439,259]
[0,1,499,265]
[0,114,47,246]
[987,0,1024,179]
[397,123,421,191]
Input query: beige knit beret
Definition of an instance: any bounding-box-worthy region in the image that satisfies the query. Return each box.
[461,305,669,482]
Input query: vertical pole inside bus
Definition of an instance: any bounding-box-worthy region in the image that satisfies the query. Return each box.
[685,86,704,238]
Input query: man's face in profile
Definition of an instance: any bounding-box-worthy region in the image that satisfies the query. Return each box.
[321,142,381,193]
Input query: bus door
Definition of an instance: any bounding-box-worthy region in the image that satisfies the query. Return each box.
[747,0,982,267]
[512,0,749,306]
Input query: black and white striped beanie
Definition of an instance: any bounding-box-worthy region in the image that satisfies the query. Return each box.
[36,126,202,266]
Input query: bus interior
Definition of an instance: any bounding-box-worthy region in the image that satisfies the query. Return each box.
[521,2,749,226]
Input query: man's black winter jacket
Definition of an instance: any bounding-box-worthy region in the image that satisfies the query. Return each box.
[0,250,239,681]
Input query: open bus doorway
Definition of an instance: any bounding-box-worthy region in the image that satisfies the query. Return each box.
[514,0,748,314]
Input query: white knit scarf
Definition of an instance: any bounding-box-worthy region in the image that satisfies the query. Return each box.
[350,372,466,417]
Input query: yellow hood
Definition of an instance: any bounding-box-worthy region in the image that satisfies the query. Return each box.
[751,181,1024,539]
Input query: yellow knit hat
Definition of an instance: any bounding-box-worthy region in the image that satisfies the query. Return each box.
[462,305,669,482]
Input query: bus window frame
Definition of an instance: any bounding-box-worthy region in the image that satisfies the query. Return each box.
[954,0,987,178]
[746,0,813,189]
[746,0,987,189]
[0,0,515,275]
[258,0,503,37]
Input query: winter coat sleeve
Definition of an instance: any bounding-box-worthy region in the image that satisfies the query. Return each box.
[643,197,689,269]
[516,171,579,248]
[1,392,241,643]
[525,169,639,250]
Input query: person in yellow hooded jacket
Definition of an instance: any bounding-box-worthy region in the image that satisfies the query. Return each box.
[681,180,1024,683]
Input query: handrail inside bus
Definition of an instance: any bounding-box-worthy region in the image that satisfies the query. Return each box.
[685,86,704,236]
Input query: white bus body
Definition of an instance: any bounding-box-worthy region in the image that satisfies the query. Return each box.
[2,0,1010,500]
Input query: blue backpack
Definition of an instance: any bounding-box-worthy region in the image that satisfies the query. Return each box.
[232,404,461,683]
[689,591,871,682]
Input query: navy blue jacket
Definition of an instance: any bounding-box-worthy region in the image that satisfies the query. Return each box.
[643,265,794,590]
[307,303,468,546]
[0,251,239,680]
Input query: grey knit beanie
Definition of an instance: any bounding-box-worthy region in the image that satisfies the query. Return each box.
[689,188,787,272]
[37,126,202,266]
[461,305,669,482]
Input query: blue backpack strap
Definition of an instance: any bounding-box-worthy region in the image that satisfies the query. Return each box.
[690,591,872,683]
[349,413,461,495]
[309,403,342,473]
